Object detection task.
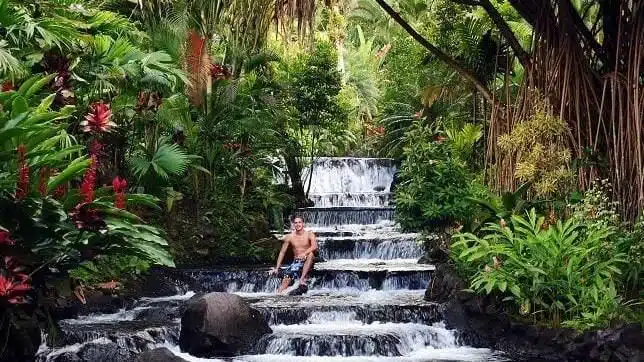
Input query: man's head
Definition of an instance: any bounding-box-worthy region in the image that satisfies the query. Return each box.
[292,215,305,232]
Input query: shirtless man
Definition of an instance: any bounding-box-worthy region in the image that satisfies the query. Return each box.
[270,216,318,294]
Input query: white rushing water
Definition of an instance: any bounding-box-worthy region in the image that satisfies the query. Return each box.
[39,158,505,362]
[163,158,504,361]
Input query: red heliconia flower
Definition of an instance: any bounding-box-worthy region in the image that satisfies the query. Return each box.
[70,203,106,232]
[54,182,68,199]
[0,231,15,246]
[39,167,50,197]
[414,110,423,119]
[0,275,31,304]
[3,257,27,282]
[80,156,98,204]
[112,177,127,209]
[88,139,103,157]
[210,63,231,81]
[1,81,15,92]
[16,144,29,200]
[435,135,447,143]
[80,102,115,133]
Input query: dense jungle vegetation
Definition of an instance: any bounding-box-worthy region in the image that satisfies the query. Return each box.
[0,0,641,352]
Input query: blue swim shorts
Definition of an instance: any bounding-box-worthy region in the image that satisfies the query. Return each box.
[279,257,306,279]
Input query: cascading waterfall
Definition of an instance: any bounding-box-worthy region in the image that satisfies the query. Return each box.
[37,157,506,362]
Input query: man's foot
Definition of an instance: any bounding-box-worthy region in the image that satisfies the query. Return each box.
[287,283,308,296]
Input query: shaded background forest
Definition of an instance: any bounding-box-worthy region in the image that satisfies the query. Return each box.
[0,0,642,338]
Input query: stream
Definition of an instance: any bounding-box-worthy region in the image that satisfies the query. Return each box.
[36,158,508,361]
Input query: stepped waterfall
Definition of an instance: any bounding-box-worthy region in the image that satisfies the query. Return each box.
[36,158,507,361]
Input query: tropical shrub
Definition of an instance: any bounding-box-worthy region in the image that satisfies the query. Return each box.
[569,179,643,299]
[395,119,478,230]
[0,76,173,358]
[452,209,627,329]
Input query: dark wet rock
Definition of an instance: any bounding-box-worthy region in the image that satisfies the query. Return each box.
[133,267,192,298]
[45,340,135,362]
[136,347,187,362]
[52,291,134,321]
[417,234,449,265]
[179,292,272,357]
[0,312,41,362]
[54,321,179,347]
[426,263,644,361]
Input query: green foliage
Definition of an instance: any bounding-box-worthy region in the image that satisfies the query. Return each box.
[452,209,628,329]
[446,123,482,168]
[395,120,477,230]
[69,255,150,285]
[569,179,643,298]
[0,82,174,271]
[291,41,346,128]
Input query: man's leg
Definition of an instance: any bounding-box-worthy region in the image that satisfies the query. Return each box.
[277,276,291,293]
[299,256,314,285]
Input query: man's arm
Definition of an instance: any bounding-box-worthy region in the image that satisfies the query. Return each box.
[302,232,318,258]
[274,236,290,270]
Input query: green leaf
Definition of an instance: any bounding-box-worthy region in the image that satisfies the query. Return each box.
[25,73,57,100]
[509,284,521,298]
[11,95,29,118]
[499,280,507,292]
[47,156,90,192]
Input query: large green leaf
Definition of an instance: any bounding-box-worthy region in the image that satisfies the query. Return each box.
[47,156,90,192]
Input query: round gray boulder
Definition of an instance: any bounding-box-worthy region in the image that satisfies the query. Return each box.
[136,348,188,362]
[178,292,271,357]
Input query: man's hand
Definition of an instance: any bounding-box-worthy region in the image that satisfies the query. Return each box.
[269,267,278,275]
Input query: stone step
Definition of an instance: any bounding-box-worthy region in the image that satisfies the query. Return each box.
[315,259,435,273]
[297,207,395,227]
[246,290,440,326]
[182,266,432,294]
[310,192,394,208]
[256,304,441,326]
[252,322,460,357]
[317,235,423,261]
[47,321,179,351]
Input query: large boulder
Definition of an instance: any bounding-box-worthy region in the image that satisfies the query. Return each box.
[136,348,188,362]
[179,292,271,357]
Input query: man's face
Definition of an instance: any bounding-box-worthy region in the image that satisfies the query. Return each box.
[293,218,304,231]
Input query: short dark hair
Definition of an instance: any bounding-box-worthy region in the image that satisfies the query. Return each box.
[291,214,305,223]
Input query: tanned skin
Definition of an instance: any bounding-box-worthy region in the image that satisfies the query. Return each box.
[270,217,318,293]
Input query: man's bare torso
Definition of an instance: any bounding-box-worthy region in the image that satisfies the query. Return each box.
[286,231,312,258]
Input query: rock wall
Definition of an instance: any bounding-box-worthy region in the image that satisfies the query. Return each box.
[426,263,644,361]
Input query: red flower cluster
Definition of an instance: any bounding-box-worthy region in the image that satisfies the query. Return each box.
[81,102,115,133]
[16,144,29,200]
[223,142,252,155]
[1,81,15,92]
[0,231,15,246]
[80,156,98,204]
[70,203,105,232]
[88,139,103,157]
[112,177,127,209]
[39,167,50,197]
[366,125,385,138]
[210,63,231,80]
[0,235,31,305]
[0,274,31,304]
[54,182,68,199]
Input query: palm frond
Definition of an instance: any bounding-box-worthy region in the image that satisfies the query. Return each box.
[0,40,24,79]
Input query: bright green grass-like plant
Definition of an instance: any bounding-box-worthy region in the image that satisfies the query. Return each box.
[452,209,627,329]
